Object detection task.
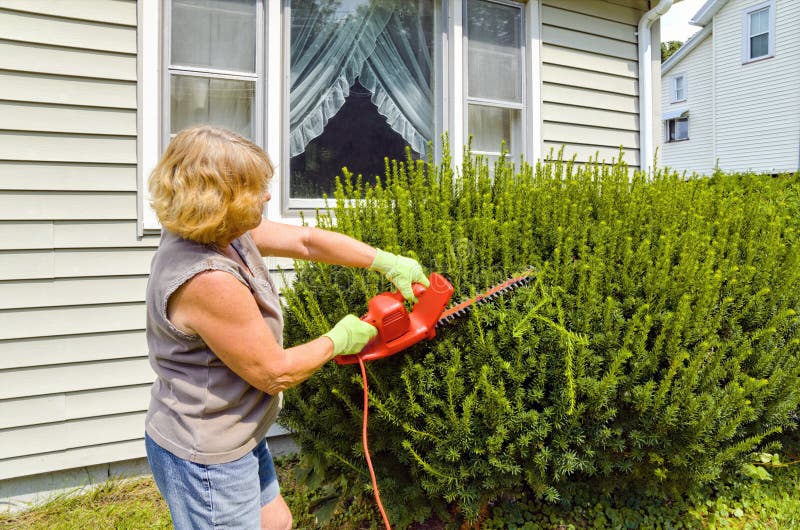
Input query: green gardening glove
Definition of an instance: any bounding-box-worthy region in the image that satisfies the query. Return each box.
[323,314,378,356]
[370,249,430,302]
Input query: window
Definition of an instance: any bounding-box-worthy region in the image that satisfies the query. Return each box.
[154,0,532,214]
[671,75,686,102]
[665,118,689,142]
[165,0,263,143]
[465,0,524,163]
[744,1,775,63]
[286,0,436,202]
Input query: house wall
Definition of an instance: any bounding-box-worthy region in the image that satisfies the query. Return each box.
[0,0,154,486]
[540,0,649,166]
[0,0,659,507]
[713,0,800,173]
[0,1,291,507]
[661,32,715,175]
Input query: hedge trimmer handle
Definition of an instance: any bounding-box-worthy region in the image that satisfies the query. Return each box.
[334,273,454,365]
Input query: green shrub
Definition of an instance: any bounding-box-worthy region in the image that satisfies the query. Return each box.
[279,146,800,527]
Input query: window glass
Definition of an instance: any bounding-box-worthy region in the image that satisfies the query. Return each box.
[673,76,685,101]
[468,104,520,153]
[171,0,257,72]
[289,0,435,199]
[467,0,522,103]
[167,0,260,142]
[750,8,769,35]
[465,0,523,158]
[170,75,255,138]
[750,33,769,58]
[675,118,689,140]
[748,7,770,59]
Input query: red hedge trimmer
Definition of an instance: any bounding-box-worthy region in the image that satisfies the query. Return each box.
[334,271,533,529]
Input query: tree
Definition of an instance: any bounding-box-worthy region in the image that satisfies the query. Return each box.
[661,40,683,62]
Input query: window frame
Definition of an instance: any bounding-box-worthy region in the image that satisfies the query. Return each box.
[671,74,686,103]
[280,0,444,212]
[463,0,527,161]
[161,0,267,150]
[742,0,775,64]
[664,117,689,143]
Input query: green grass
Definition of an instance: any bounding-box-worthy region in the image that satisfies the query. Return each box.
[1,453,798,530]
[0,477,171,530]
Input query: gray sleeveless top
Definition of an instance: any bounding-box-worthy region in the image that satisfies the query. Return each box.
[145,230,284,464]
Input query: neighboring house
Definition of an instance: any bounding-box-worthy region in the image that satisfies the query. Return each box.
[660,0,800,175]
[0,0,670,507]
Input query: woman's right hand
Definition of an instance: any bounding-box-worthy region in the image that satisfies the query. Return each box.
[323,315,378,356]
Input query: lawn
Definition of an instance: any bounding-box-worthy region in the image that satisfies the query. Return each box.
[1,448,798,529]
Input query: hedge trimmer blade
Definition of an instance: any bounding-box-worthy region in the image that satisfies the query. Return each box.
[335,270,534,365]
[436,269,534,327]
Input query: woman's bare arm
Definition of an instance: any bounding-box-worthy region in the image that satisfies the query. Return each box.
[168,269,333,395]
[249,219,376,267]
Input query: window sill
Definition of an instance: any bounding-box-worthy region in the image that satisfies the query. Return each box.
[743,54,775,65]
[665,139,690,144]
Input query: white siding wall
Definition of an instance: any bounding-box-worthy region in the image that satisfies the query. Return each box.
[0,2,293,497]
[660,33,715,175]
[540,0,648,167]
[0,1,158,483]
[714,0,800,173]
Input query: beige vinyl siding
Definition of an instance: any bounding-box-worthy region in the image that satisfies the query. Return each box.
[712,0,800,173]
[0,0,136,25]
[0,132,137,164]
[1,191,137,220]
[0,101,137,136]
[0,331,148,369]
[0,276,147,310]
[0,247,153,281]
[540,0,647,166]
[0,385,152,430]
[0,221,160,250]
[0,71,137,109]
[0,163,137,191]
[660,33,715,175]
[0,0,155,481]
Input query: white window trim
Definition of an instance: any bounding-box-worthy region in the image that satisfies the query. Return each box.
[450,0,465,170]
[266,0,284,222]
[527,0,542,163]
[742,0,775,64]
[671,74,686,103]
[138,0,162,233]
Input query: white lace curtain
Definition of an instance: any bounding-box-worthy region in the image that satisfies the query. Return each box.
[289,0,433,158]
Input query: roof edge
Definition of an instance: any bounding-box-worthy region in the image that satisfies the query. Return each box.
[691,0,729,26]
[662,24,712,74]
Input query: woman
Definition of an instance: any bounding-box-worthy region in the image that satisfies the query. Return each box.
[144,126,429,529]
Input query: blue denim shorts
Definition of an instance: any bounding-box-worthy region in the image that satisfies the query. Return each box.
[145,433,280,529]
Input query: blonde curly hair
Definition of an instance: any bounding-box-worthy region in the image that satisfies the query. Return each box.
[149,126,273,245]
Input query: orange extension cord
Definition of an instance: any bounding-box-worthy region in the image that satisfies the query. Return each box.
[357,356,392,530]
